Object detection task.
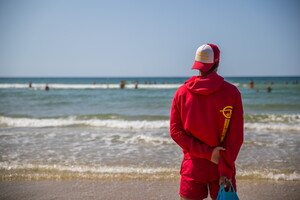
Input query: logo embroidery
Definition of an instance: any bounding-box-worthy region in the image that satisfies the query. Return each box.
[220,106,233,143]
[220,106,233,118]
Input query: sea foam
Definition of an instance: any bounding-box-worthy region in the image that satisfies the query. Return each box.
[1,162,299,181]
[0,116,169,129]
[1,115,300,132]
[237,170,300,181]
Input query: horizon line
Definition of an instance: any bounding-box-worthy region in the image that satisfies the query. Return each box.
[0,75,300,78]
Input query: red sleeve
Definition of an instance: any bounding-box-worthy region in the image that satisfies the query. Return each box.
[218,90,244,179]
[170,91,213,160]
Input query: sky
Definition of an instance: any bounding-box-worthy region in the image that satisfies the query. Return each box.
[0,0,299,77]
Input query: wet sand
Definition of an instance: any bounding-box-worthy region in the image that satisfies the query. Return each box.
[0,179,299,200]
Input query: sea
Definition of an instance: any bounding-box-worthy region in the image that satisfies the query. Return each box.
[0,76,299,181]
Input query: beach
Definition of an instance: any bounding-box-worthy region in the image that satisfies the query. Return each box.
[1,179,299,200]
[0,77,299,199]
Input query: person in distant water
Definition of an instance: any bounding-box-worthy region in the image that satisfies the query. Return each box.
[45,84,50,91]
[170,44,244,200]
[266,86,272,93]
[134,81,138,89]
[120,80,126,89]
[249,80,254,88]
[29,82,32,88]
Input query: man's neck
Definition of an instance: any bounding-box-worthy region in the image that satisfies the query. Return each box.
[199,71,216,76]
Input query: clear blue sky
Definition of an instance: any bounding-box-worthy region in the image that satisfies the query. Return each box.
[1,0,299,77]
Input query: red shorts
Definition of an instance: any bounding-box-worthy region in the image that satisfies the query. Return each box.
[179,157,220,199]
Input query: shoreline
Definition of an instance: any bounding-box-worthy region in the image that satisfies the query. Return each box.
[0,179,299,200]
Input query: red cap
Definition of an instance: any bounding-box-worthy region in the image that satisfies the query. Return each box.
[192,44,220,72]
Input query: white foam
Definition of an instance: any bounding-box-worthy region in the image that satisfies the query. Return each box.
[244,114,300,132]
[0,116,169,129]
[1,115,300,132]
[237,170,300,181]
[249,114,300,123]
[125,134,174,145]
[0,162,177,174]
[1,162,299,181]
[0,84,30,89]
[245,122,300,132]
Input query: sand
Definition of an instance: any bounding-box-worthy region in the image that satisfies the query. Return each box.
[0,179,299,200]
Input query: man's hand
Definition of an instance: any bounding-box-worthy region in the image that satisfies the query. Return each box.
[219,176,231,191]
[210,146,225,164]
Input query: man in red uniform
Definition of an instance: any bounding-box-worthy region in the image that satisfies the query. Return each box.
[170,44,244,200]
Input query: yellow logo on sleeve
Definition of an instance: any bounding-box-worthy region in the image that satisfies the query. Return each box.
[220,106,233,143]
[220,106,233,119]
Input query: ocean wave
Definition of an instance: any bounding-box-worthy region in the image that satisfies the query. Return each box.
[1,162,298,181]
[0,162,176,174]
[244,114,300,132]
[0,114,300,132]
[237,170,300,181]
[0,163,178,180]
[244,113,300,123]
[245,122,300,132]
[0,83,181,89]
[0,116,169,129]
[125,134,174,145]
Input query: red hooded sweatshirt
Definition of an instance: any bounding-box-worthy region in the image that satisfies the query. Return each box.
[170,73,244,179]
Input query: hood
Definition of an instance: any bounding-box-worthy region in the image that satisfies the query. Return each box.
[184,73,224,95]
